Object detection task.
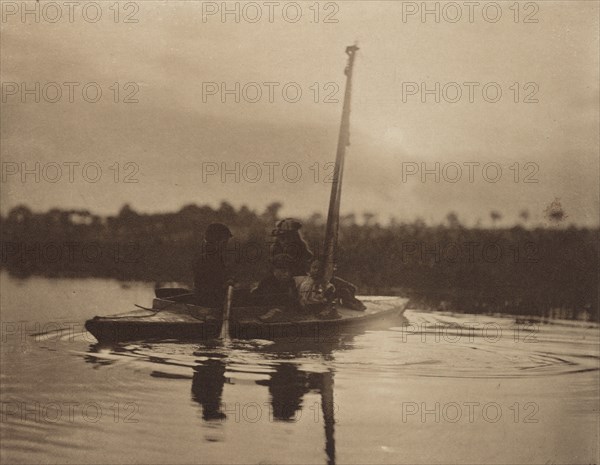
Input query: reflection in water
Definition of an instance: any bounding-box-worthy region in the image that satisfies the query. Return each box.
[3,273,599,465]
[189,351,338,464]
[256,364,337,464]
[71,310,598,465]
[191,358,227,421]
[259,364,310,421]
[320,371,336,465]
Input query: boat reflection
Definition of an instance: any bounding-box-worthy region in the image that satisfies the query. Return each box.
[259,365,337,465]
[189,354,338,464]
[257,363,311,421]
[191,358,228,421]
[83,318,410,465]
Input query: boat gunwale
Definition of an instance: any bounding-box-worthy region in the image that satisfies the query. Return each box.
[84,296,409,343]
[89,296,408,325]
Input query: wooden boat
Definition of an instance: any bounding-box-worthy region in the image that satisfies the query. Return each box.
[84,295,408,343]
[85,47,407,345]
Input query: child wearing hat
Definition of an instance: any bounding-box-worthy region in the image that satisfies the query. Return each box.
[270,218,314,276]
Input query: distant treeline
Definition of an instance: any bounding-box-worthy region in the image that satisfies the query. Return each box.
[1,203,598,320]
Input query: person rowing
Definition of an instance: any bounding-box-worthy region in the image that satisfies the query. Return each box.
[192,223,233,308]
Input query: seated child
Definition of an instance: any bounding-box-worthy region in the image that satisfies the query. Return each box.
[294,260,333,309]
[295,260,366,314]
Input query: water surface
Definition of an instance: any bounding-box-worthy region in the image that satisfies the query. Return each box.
[1,273,598,464]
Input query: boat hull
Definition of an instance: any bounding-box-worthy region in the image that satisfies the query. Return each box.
[85,296,408,344]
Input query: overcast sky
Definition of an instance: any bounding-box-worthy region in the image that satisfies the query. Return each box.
[1,1,598,227]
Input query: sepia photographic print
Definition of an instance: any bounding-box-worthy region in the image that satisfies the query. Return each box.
[1,1,599,464]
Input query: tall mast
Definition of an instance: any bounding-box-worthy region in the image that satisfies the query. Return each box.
[321,44,359,285]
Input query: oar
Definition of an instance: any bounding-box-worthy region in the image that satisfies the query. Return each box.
[219,285,234,340]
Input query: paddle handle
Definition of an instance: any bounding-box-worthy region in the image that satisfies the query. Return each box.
[219,285,234,340]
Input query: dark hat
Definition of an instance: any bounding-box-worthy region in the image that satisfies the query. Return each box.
[205,223,233,242]
[271,253,294,270]
[271,218,302,236]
